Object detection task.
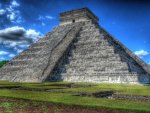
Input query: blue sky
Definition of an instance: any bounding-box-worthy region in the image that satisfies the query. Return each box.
[0,0,150,65]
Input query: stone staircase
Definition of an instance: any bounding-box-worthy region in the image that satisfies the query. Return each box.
[0,23,81,82]
[50,21,140,84]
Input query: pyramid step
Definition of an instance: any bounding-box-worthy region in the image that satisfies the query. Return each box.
[22,47,42,54]
[37,37,49,42]
[29,41,47,48]
[82,25,96,30]
[61,72,138,76]
[83,20,93,24]
[72,51,115,56]
[80,31,100,37]
[82,27,97,32]
[38,40,49,45]
[74,45,111,51]
[69,55,121,63]
[31,45,45,49]
[69,53,121,60]
[77,34,104,41]
[77,38,103,44]
[67,64,128,70]
[31,41,48,47]
[80,29,99,34]
[77,34,104,40]
[61,74,139,83]
[79,35,101,40]
[0,73,16,80]
[66,62,128,69]
[7,58,48,67]
[21,52,40,55]
[0,71,17,76]
[1,66,27,72]
[65,71,133,76]
[77,34,103,38]
[79,29,99,35]
[72,53,118,59]
[14,53,48,60]
[82,23,95,27]
[74,40,109,47]
[73,46,114,53]
[12,59,33,62]
[6,60,32,66]
[0,62,47,74]
[61,72,138,78]
[65,61,129,70]
[72,48,115,55]
[81,28,99,32]
[20,47,50,55]
[74,44,113,51]
[105,66,129,71]
[36,38,50,43]
[66,66,129,74]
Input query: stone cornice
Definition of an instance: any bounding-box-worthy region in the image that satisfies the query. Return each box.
[60,7,99,22]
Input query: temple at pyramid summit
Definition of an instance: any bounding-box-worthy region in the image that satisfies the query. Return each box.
[0,8,150,84]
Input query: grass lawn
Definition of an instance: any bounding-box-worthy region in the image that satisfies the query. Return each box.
[0,81,150,112]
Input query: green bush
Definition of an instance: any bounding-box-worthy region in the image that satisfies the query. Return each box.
[0,60,9,68]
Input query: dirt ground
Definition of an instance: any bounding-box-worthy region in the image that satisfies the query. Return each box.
[0,98,144,113]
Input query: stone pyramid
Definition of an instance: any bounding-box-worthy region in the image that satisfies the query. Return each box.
[0,8,150,84]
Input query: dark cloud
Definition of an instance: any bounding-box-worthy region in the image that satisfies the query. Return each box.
[0,26,42,58]
[0,26,42,42]
[0,28,25,40]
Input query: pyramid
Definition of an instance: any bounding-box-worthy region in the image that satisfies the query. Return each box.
[0,8,150,84]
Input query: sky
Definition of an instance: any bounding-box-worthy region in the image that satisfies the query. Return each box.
[0,0,150,65]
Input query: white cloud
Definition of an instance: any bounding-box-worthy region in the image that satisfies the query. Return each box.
[16,49,23,53]
[0,26,24,33]
[38,15,45,20]
[38,15,55,21]
[7,12,16,21]
[11,0,20,7]
[134,50,149,58]
[0,9,6,15]
[9,54,15,58]
[0,26,43,53]
[46,15,55,20]
[18,44,30,48]
[0,26,25,40]
[0,26,42,41]
[5,0,21,23]
[42,22,45,26]
[0,51,9,55]
[25,29,42,41]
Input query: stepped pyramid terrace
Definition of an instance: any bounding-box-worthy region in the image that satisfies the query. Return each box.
[0,8,150,84]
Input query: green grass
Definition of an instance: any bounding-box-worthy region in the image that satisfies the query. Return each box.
[0,81,150,112]
[1,81,149,96]
[0,89,150,112]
